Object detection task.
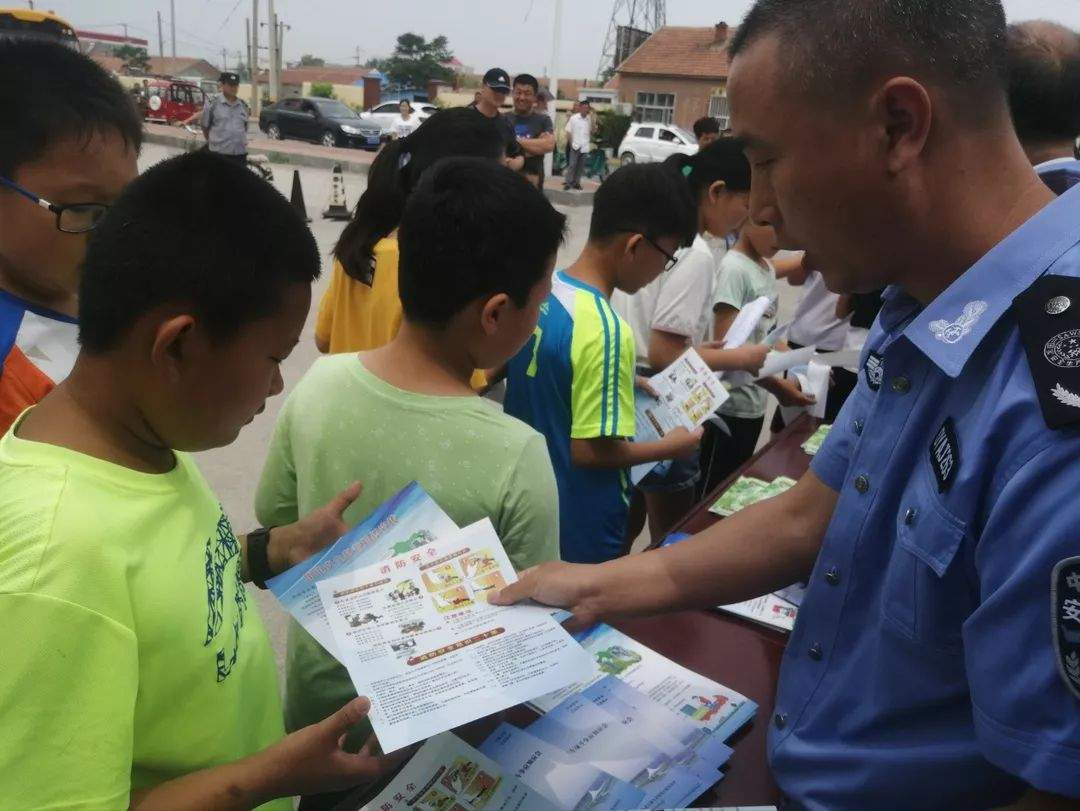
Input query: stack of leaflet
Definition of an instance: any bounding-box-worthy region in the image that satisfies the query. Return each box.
[268,482,593,753]
[707,476,797,518]
[800,423,832,456]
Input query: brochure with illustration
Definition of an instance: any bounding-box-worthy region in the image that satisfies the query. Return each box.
[717,593,798,633]
[708,477,768,517]
[632,348,729,484]
[318,519,594,752]
[525,693,709,809]
[268,481,459,655]
[529,624,756,743]
[581,676,733,784]
[361,732,558,811]
[479,722,646,811]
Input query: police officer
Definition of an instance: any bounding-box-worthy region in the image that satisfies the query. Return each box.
[491,1,1080,808]
[192,71,249,164]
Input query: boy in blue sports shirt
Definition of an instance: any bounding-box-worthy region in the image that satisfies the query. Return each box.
[502,164,702,563]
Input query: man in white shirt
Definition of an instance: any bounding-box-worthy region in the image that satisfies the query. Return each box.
[563,100,593,190]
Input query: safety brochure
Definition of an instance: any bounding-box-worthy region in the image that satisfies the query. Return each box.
[716,593,799,633]
[526,693,710,809]
[581,676,733,784]
[479,722,646,811]
[800,424,832,456]
[631,348,729,484]
[722,295,773,349]
[361,732,558,811]
[268,481,460,656]
[529,623,756,743]
[708,476,796,517]
[317,519,595,752]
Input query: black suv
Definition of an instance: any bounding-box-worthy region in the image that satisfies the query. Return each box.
[258,96,381,150]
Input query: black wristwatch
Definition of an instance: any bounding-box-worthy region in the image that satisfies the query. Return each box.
[247,526,276,590]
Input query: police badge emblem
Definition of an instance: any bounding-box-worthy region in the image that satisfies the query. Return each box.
[1052,557,1080,701]
[929,300,988,344]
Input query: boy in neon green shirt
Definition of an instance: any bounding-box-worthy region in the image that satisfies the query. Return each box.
[0,153,402,810]
[256,158,567,810]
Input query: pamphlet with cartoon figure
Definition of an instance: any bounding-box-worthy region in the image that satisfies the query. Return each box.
[269,481,459,655]
[632,348,729,484]
[525,693,709,809]
[478,722,646,811]
[528,624,756,743]
[318,519,594,752]
[581,676,733,784]
[361,732,558,811]
[717,593,799,633]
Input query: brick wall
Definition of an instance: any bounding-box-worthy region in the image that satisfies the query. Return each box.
[617,74,725,131]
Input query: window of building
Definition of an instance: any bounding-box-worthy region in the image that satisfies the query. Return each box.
[708,92,731,130]
[634,91,675,124]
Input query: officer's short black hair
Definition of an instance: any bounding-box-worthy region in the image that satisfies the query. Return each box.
[79,152,320,352]
[729,0,1009,121]
[513,73,540,93]
[398,157,565,326]
[588,163,696,248]
[693,116,721,139]
[0,38,143,176]
[1007,21,1080,144]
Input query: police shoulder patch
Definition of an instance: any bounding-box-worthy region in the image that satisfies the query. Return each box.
[1013,276,1080,429]
[1052,556,1080,700]
[865,351,884,391]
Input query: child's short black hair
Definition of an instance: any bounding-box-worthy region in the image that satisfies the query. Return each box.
[79,152,320,352]
[693,116,721,139]
[398,157,566,326]
[0,38,143,176]
[588,163,696,248]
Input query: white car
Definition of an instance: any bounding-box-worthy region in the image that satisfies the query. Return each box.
[617,122,698,165]
[359,101,437,138]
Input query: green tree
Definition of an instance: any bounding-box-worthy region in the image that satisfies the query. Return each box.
[310,82,334,98]
[299,54,325,67]
[115,44,151,74]
[382,32,453,89]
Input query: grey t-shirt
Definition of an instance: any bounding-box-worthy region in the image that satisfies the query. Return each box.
[508,111,554,178]
[200,95,250,156]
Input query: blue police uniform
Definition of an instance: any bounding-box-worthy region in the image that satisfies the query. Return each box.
[770,168,1080,809]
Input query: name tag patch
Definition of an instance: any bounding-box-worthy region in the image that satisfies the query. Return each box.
[865,352,884,391]
[929,417,959,493]
[1052,557,1080,701]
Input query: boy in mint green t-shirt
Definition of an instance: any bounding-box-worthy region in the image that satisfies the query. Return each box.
[255,159,568,802]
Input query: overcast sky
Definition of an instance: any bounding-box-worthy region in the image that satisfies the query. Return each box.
[49,0,1080,80]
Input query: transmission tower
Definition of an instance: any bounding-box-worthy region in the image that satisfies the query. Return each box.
[597,0,667,81]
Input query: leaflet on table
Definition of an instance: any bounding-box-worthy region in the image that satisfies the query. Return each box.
[582,676,733,783]
[318,519,594,752]
[361,732,558,811]
[722,295,773,349]
[526,693,709,809]
[800,424,832,456]
[267,481,460,656]
[631,349,729,484]
[709,476,796,518]
[717,593,798,633]
[528,623,756,743]
[479,722,646,811]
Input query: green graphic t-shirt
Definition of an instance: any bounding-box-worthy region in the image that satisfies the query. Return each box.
[0,420,289,811]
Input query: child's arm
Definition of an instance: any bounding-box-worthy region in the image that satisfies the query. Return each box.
[648,327,768,375]
[571,429,702,470]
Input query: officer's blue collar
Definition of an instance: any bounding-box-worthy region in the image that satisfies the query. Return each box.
[887,181,1080,378]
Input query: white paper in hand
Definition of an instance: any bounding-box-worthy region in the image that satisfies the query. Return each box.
[722,295,772,348]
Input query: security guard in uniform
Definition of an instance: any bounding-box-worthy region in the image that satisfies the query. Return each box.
[490,1,1080,808]
[197,72,249,164]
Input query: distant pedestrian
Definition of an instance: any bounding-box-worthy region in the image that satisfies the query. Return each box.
[390,99,420,140]
[187,71,249,163]
[692,116,721,148]
[563,99,592,190]
[468,67,524,171]
[508,73,554,188]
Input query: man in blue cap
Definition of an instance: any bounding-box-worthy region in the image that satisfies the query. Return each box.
[469,67,524,171]
[492,0,1080,807]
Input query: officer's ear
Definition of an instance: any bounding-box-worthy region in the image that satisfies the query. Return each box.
[873,77,932,176]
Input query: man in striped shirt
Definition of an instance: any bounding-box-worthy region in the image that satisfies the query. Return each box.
[503,164,702,563]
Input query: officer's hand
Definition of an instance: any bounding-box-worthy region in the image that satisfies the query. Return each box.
[489,561,602,631]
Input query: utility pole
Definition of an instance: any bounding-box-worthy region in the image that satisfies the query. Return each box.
[221,47,228,72]
[157,11,164,57]
[354,45,361,68]
[169,0,176,57]
[549,0,563,102]
[250,0,259,114]
[267,0,278,102]
[245,19,251,81]
[121,23,129,41]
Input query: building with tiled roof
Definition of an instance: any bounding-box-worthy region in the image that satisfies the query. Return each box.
[615,22,735,131]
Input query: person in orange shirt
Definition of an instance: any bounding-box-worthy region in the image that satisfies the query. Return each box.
[0,40,142,433]
[316,108,506,389]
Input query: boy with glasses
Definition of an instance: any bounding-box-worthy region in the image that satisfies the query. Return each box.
[0,39,141,433]
[501,164,703,564]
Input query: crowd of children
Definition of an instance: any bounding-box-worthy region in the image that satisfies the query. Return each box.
[0,37,843,811]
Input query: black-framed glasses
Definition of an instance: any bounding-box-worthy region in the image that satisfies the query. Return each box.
[0,175,110,234]
[642,235,679,271]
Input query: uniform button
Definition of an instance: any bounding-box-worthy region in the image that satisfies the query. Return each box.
[891,377,911,394]
[774,712,788,729]
[854,474,870,494]
[808,643,824,661]
[825,567,841,585]
[852,419,864,436]
[904,508,918,526]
